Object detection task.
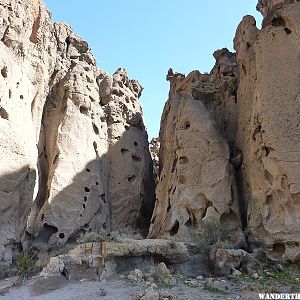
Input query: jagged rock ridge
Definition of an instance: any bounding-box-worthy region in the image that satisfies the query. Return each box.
[149,0,300,263]
[0,0,155,265]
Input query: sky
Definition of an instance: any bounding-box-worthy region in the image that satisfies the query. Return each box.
[44,0,262,139]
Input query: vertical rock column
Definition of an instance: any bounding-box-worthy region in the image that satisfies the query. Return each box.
[234,0,300,262]
[149,51,244,245]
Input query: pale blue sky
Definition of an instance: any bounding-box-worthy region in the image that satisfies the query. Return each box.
[44,1,262,138]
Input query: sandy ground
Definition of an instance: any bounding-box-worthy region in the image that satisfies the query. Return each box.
[0,277,262,300]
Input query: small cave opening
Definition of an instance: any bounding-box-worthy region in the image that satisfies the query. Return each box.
[1,66,8,78]
[284,27,292,35]
[59,233,65,239]
[0,107,9,120]
[92,123,99,135]
[132,154,142,162]
[127,175,136,182]
[84,187,90,192]
[101,193,106,203]
[272,17,286,27]
[170,220,179,236]
[35,224,58,244]
[183,121,191,130]
[121,148,129,154]
[134,141,138,146]
[86,168,91,172]
[79,105,89,115]
[272,243,286,258]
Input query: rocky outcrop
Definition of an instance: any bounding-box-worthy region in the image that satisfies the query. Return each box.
[148,52,244,245]
[234,0,300,262]
[149,0,300,263]
[0,0,154,265]
[149,138,160,184]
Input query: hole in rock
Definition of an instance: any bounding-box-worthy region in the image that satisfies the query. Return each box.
[84,196,88,202]
[127,175,136,182]
[9,89,12,98]
[35,224,58,244]
[20,95,23,99]
[92,123,99,135]
[0,107,9,120]
[86,168,91,172]
[132,154,142,162]
[53,154,59,165]
[83,203,86,209]
[93,141,98,150]
[96,182,99,185]
[59,233,65,239]
[272,17,286,27]
[170,220,180,236]
[121,148,129,154]
[284,27,292,34]
[101,193,106,203]
[134,141,138,146]
[183,121,191,130]
[272,243,286,257]
[83,223,89,229]
[167,199,171,212]
[79,105,88,115]
[1,66,8,78]
[264,146,271,157]
[85,187,90,192]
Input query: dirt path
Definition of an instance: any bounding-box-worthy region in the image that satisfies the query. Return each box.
[1,277,260,300]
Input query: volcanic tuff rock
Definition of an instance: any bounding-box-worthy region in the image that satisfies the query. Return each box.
[0,0,154,265]
[234,0,300,262]
[150,0,300,262]
[148,50,244,245]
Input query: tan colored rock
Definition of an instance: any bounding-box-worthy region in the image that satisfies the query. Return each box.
[0,0,154,265]
[149,138,160,184]
[234,1,300,262]
[209,248,248,275]
[148,51,243,244]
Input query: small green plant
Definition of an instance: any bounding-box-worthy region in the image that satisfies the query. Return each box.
[16,252,37,275]
[194,218,234,255]
[76,230,108,244]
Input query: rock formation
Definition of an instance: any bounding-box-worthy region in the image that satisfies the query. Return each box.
[149,0,300,263]
[148,52,244,246]
[234,0,300,262]
[149,138,160,184]
[1,0,300,268]
[0,0,154,265]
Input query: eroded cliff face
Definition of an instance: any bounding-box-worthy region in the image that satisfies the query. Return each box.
[0,0,155,265]
[148,50,244,246]
[234,0,300,262]
[150,0,300,262]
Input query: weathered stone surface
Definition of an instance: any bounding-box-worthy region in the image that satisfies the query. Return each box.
[234,0,300,262]
[148,51,243,244]
[149,138,160,184]
[0,0,154,265]
[209,248,248,275]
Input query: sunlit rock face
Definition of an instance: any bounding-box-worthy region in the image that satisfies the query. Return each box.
[0,0,155,265]
[234,0,300,262]
[150,0,300,263]
[148,50,245,248]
